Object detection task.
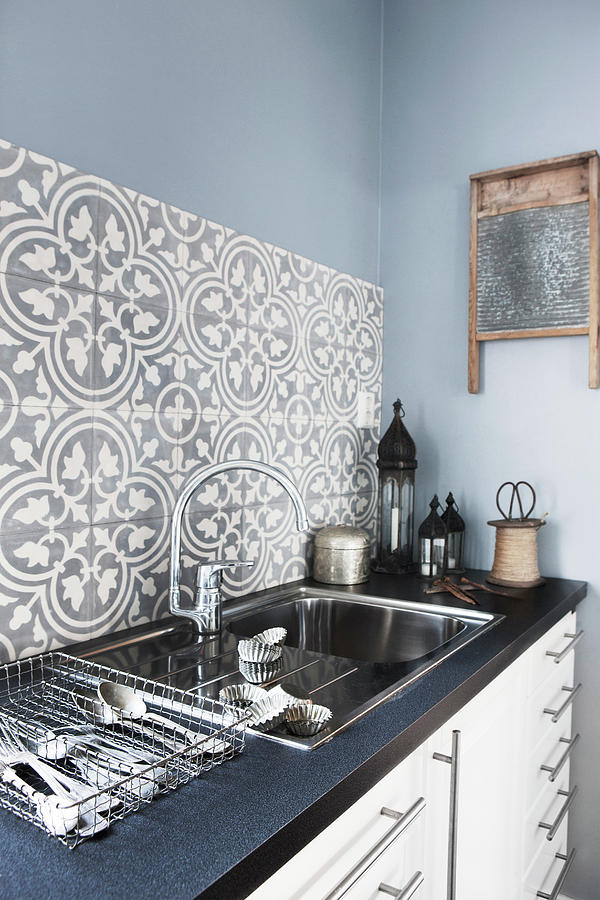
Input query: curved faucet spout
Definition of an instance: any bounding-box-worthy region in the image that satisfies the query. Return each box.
[169,459,309,631]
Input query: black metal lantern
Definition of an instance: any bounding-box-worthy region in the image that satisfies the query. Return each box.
[418,495,448,578]
[374,399,417,573]
[441,492,465,573]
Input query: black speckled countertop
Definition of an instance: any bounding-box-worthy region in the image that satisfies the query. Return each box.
[0,571,586,900]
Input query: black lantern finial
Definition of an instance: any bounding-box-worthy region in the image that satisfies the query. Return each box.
[373,399,417,573]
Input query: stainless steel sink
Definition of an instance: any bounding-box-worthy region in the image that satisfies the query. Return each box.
[79,584,502,750]
[229,594,467,664]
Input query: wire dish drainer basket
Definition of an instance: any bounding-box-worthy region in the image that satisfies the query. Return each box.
[0,652,247,848]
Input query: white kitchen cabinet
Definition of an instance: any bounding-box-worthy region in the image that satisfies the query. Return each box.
[248,610,580,900]
[247,746,426,900]
[424,654,524,900]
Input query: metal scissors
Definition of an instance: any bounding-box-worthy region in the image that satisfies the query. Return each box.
[495,481,536,521]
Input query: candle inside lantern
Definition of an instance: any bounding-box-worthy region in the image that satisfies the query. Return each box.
[390,507,399,551]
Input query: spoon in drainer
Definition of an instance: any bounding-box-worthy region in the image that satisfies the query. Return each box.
[71,689,172,747]
[74,685,230,758]
[97,681,198,748]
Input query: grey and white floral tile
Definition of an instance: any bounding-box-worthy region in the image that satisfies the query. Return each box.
[245,326,300,417]
[0,524,95,661]
[340,491,379,547]
[297,421,367,500]
[339,424,379,496]
[302,341,382,423]
[179,311,248,417]
[180,505,246,597]
[253,348,330,422]
[180,230,249,320]
[243,417,330,506]
[302,301,344,349]
[0,140,99,290]
[92,293,180,411]
[88,516,171,637]
[357,279,384,334]
[90,408,179,524]
[96,181,183,308]
[176,411,246,515]
[0,405,93,535]
[267,244,333,314]
[339,278,383,359]
[178,212,238,289]
[303,340,350,419]
[0,272,95,409]
[245,239,303,337]
[243,500,310,594]
[306,494,344,532]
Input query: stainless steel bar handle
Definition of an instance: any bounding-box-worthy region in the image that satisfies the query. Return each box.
[432,729,461,900]
[546,630,584,664]
[323,797,426,900]
[536,849,576,899]
[541,733,580,782]
[539,785,578,841]
[543,683,582,723]
[379,871,424,900]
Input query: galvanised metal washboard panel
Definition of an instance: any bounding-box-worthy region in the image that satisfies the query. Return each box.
[476,201,590,333]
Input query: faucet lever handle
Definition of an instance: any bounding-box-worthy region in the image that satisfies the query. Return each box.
[196,559,254,590]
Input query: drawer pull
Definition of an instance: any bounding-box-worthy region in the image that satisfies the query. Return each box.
[323,797,426,900]
[543,683,582,723]
[546,630,583,664]
[541,733,580,782]
[432,729,461,900]
[539,785,578,840]
[379,871,424,900]
[536,849,576,899]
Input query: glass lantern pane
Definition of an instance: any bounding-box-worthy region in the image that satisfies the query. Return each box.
[432,538,445,571]
[381,479,400,554]
[447,532,462,570]
[399,480,414,556]
[420,538,432,576]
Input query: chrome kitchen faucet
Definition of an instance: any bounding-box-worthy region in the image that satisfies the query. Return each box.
[169,460,310,634]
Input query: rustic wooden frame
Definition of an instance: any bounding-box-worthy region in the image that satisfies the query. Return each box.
[468,151,600,393]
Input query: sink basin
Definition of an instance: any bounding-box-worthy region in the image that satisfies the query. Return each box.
[229,595,466,664]
[79,584,502,750]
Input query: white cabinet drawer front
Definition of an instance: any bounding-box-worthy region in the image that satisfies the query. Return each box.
[248,750,425,900]
[527,611,578,696]
[342,818,425,900]
[523,820,573,900]
[525,718,575,813]
[522,768,573,870]
[526,658,576,754]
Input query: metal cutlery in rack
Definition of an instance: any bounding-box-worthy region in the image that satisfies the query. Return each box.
[0,717,118,837]
[16,718,169,799]
[0,651,249,847]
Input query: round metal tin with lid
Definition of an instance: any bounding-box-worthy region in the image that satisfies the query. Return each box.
[313,525,371,585]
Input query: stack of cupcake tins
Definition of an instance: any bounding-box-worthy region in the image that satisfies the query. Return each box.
[237,628,287,685]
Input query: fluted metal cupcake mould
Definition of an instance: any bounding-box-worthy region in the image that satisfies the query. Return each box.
[0,652,247,848]
[237,638,283,664]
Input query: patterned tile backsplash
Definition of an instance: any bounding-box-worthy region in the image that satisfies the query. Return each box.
[0,138,383,661]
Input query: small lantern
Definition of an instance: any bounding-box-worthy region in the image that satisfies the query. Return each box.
[374,399,417,573]
[418,495,448,578]
[442,492,465,573]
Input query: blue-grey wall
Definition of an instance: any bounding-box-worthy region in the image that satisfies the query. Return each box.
[381,1,600,895]
[0,0,382,284]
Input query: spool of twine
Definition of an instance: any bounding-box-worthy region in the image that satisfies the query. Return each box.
[488,523,545,588]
